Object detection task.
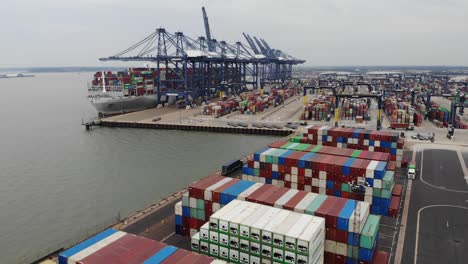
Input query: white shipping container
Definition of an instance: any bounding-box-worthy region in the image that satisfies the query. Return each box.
[291,183,298,190]
[291,174,298,183]
[319,171,327,180]
[189,197,197,208]
[212,202,221,213]
[348,201,370,233]
[68,231,126,263]
[319,188,326,195]
[285,174,291,182]
[297,217,325,256]
[285,215,314,251]
[218,200,244,233]
[274,189,299,208]
[305,169,312,177]
[229,203,260,236]
[191,232,200,252]
[204,178,233,201]
[319,180,326,188]
[366,160,378,178]
[294,192,318,213]
[324,240,336,254]
[273,213,302,248]
[219,246,229,259]
[209,200,240,230]
[312,178,319,187]
[374,179,382,189]
[336,242,347,256]
[229,249,239,262]
[200,241,209,254]
[250,207,282,241]
[175,201,182,216]
[272,164,278,172]
[240,206,270,239]
[364,195,373,204]
[200,223,210,241]
[291,167,298,175]
[262,210,291,245]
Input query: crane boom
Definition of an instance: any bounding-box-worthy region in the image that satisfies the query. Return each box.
[202,7,214,52]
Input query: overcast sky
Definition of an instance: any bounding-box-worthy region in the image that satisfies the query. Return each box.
[1,0,467,67]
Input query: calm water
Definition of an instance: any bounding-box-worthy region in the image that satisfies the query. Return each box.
[0,73,278,263]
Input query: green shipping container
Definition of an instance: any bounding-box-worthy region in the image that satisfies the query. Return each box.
[341,183,350,192]
[197,199,205,210]
[311,145,322,153]
[197,209,205,220]
[305,195,327,215]
[383,171,395,190]
[290,136,303,143]
[360,215,381,249]
[373,188,381,197]
[381,189,392,200]
[295,143,310,151]
[347,245,359,259]
[351,150,362,158]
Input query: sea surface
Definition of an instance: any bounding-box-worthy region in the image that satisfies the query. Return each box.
[0,73,278,263]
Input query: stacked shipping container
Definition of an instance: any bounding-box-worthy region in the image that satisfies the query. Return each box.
[384,97,414,129]
[175,175,384,263]
[191,200,325,264]
[58,228,224,264]
[340,99,369,120]
[241,147,394,216]
[302,96,333,121]
[298,126,404,167]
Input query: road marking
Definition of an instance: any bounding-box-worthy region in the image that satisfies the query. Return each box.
[414,205,468,264]
[456,150,468,184]
[394,150,415,264]
[419,148,468,193]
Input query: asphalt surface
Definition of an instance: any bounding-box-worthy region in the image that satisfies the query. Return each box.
[402,149,468,264]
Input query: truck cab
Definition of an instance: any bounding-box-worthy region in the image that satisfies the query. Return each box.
[407,161,416,179]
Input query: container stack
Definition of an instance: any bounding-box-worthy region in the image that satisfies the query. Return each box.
[176,175,386,263]
[191,200,325,264]
[268,140,391,164]
[340,99,369,120]
[241,147,394,216]
[90,69,159,96]
[203,99,240,118]
[384,98,414,128]
[302,96,333,121]
[58,228,224,264]
[299,126,404,167]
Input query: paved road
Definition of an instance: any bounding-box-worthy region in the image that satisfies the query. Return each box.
[402,149,468,264]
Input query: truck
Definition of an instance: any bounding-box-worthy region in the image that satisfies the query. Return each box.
[407,161,416,179]
[221,159,243,176]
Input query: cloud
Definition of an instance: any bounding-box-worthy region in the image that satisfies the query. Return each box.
[0,0,467,67]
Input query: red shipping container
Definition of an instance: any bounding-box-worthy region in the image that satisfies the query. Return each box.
[283,191,308,211]
[189,175,222,199]
[372,250,390,264]
[335,254,346,264]
[389,195,401,218]
[325,252,336,264]
[392,184,403,197]
[262,187,289,207]
[245,184,271,203]
[335,229,348,244]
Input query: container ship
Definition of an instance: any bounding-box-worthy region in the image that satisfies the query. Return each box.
[88,68,158,116]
